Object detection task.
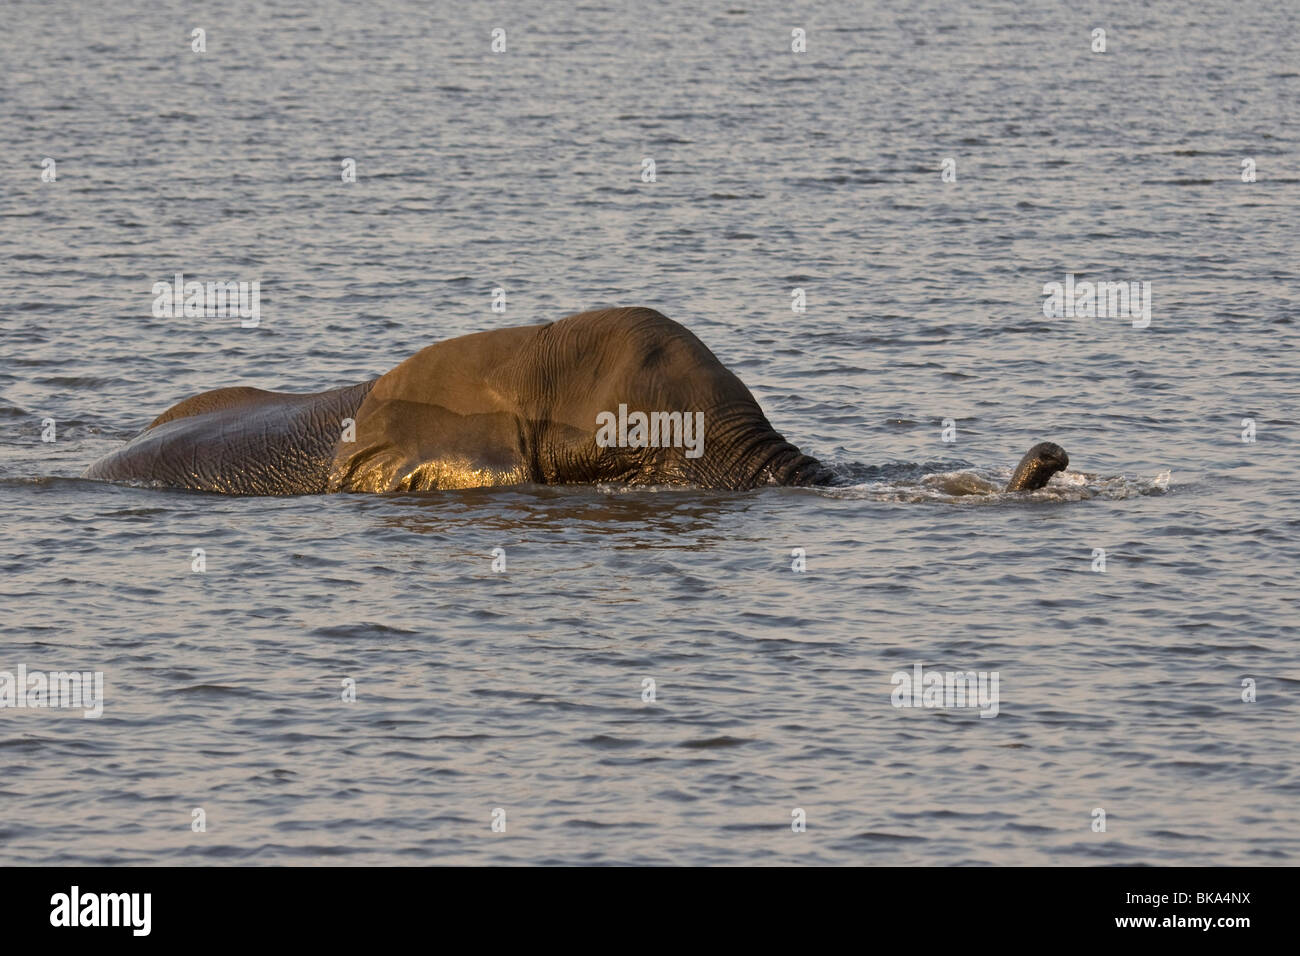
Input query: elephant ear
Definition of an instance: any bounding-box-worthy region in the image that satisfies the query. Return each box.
[327,396,528,492]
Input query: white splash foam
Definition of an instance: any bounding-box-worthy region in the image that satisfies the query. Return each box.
[823,468,1173,504]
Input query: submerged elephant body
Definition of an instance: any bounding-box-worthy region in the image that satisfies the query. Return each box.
[84,308,832,494]
[83,307,1068,495]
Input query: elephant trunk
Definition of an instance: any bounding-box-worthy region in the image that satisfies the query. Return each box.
[1005,442,1069,491]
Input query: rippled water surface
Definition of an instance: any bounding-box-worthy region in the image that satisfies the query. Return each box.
[2,0,1298,865]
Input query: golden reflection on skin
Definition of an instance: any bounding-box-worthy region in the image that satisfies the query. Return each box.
[337,456,530,492]
[395,460,530,491]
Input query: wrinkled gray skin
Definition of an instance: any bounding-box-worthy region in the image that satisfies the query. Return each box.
[83,307,1069,495]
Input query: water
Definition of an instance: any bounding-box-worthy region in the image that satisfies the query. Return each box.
[1,0,1297,864]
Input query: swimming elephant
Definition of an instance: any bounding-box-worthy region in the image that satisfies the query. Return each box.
[82,307,1068,495]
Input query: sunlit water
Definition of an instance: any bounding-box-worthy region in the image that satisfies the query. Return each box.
[1,0,1297,865]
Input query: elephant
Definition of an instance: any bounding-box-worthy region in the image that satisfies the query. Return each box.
[82,307,1069,495]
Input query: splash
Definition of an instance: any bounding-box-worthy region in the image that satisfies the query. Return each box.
[820,463,1172,504]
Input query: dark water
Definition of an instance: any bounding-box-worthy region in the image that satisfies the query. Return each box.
[1,0,1297,864]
